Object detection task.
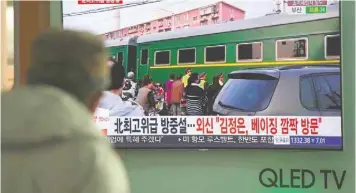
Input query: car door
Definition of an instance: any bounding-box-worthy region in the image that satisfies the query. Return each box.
[311,73,341,116]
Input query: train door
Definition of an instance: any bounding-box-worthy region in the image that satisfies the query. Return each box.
[114,46,126,73]
[127,45,137,76]
[138,46,149,80]
[117,51,124,66]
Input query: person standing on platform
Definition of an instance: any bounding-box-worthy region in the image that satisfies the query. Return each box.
[181,68,192,115]
[182,68,192,88]
[164,73,175,113]
[135,76,155,115]
[206,73,224,115]
[198,72,209,91]
[198,72,209,114]
[185,73,207,116]
[2,30,130,193]
[218,72,225,86]
[126,71,138,98]
[170,74,184,116]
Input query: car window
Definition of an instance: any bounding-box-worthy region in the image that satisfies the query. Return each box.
[324,74,341,95]
[218,74,278,112]
[300,76,317,109]
[312,73,341,110]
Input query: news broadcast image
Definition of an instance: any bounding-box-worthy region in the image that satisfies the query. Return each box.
[63,0,341,149]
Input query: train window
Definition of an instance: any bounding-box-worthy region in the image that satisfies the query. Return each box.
[236,42,263,62]
[205,45,226,63]
[117,52,123,65]
[178,48,196,64]
[276,37,308,60]
[154,50,170,65]
[141,49,148,65]
[325,35,340,59]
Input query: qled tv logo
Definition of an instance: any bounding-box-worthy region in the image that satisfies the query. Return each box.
[78,0,123,4]
[258,168,346,190]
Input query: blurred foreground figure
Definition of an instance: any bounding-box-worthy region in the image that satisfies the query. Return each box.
[98,59,144,116]
[2,30,130,193]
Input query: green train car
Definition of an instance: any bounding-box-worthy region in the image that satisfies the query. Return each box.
[106,11,340,84]
[105,36,138,74]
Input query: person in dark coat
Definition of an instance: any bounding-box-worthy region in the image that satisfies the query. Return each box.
[206,73,224,115]
[185,73,207,116]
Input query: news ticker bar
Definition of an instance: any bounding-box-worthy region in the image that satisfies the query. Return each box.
[106,135,342,149]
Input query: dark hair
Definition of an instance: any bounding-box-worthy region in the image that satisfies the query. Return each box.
[213,73,222,84]
[143,75,151,81]
[143,75,152,86]
[176,74,183,80]
[199,72,207,78]
[212,76,219,85]
[187,73,199,87]
[27,29,107,103]
[169,73,175,80]
[108,61,125,90]
[138,79,143,87]
[185,68,191,74]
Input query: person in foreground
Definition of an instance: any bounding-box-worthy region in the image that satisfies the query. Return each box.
[2,30,130,193]
[98,59,144,116]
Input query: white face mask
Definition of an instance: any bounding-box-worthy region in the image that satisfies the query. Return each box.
[219,80,223,86]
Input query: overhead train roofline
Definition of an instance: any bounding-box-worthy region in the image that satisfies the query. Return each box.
[136,11,339,44]
[104,35,138,47]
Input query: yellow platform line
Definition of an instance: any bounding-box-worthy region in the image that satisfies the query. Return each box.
[150,60,340,69]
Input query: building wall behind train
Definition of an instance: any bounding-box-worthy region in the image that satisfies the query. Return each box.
[101,1,245,41]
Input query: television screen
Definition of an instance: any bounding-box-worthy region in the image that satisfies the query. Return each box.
[63,0,341,150]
